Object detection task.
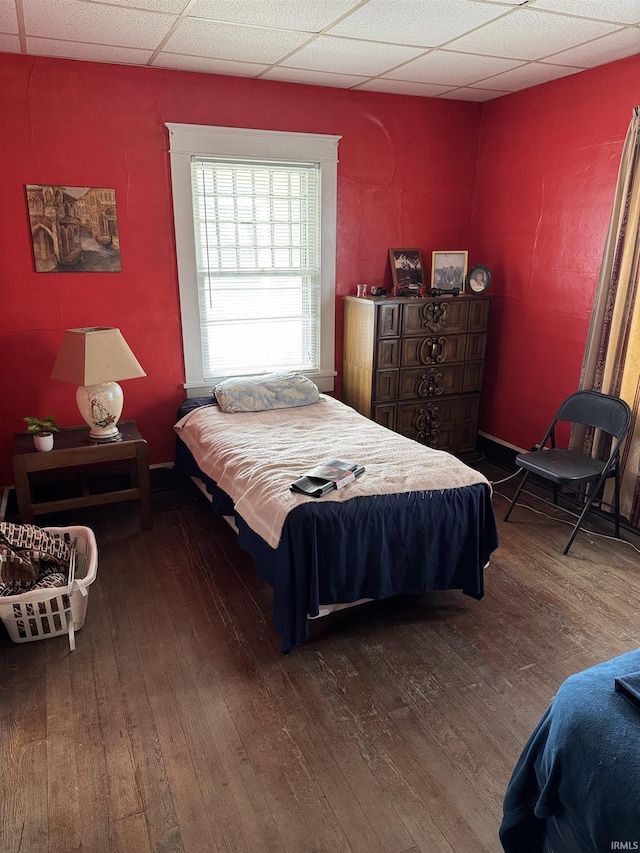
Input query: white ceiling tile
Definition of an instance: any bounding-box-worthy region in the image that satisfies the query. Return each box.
[384,50,525,85]
[547,27,640,65]
[326,0,510,46]
[82,0,191,12]
[532,0,640,25]
[188,0,359,32]
[26,35,154,63]
[5,0,640,101]
[440,86,511,101]
[164,17,311,62]
[261,66,369,88]
[446,7,621,59]
[154,51,268,75]
[0,0,19,32]
[0,33,21,51]
[22,0,176,49]
[281,35,425,75]
[356,77,455,96]
[474,61,582,91]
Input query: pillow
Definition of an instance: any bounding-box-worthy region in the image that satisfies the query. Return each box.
[213,372,320,413]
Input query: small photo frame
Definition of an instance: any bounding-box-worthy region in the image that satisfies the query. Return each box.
[466,264,492,294]
[431,251,468,292]
[389,248,424,293]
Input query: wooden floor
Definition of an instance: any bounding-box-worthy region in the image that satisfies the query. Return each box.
[1,466,639,853]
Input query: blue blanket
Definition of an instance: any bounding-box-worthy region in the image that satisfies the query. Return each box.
[500,649,640,852]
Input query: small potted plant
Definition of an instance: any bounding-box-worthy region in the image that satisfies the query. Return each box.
[24,416,60,451]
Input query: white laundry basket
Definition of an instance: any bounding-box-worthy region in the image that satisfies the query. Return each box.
[0,525,98,650]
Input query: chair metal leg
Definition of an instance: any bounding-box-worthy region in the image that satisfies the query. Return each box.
[562,478,607,555]
[614,464,621,539]
[503,470,530,522]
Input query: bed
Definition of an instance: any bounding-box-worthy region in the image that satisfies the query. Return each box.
[500,649,640,852]
[174,390,498,652]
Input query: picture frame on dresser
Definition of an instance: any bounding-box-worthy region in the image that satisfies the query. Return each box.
[389,248,424,294]
[431,251,468,292]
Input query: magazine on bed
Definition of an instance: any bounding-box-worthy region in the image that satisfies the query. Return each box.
[291,459,365,497]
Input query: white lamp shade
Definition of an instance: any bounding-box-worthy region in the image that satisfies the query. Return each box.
[51,327,146,441]
[50,327,146,385]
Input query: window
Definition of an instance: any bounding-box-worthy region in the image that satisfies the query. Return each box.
[167,124,341,395]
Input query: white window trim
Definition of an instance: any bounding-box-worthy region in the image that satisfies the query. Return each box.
[166,122,341,395]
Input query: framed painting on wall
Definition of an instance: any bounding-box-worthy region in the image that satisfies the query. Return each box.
[26,185,121,272]
[431,251,468,292]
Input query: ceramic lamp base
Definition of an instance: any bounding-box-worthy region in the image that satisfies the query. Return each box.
[76,381,124,442]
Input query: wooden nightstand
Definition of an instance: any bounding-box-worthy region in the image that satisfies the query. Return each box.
[12,420,153,529]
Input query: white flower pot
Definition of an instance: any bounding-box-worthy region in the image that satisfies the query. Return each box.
[34,432,54,452]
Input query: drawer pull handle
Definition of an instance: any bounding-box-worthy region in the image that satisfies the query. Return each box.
[417,369,444,398]
[418,336,448,365]
[420,302,449,332]
[415,404,441,447]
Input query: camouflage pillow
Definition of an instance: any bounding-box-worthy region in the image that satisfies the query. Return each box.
[213,372,320,413]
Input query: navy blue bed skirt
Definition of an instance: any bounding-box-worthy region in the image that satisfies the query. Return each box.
[176,398,498,652]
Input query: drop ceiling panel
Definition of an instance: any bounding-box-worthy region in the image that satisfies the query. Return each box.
[154,52,268,75]
[22,0,177,49]
[4,0,640,101]
[85,0,191,12]
[0,34,21,51]
[383,50,525,86]
[0,1,19,32]
[547,27,640,66]
[532,0,640,25]
[188,0,360,32]
[26,37,154,64]
[447,7,622,59]
[443,86,512,101]
[472,60,581,91]
[281,35,425,75]
[356,78,455,97]
[326,0,511,46]
[164,17,312,63]
[261,66,370,88]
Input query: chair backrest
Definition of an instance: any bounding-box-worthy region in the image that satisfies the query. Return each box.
[555,390,631,443]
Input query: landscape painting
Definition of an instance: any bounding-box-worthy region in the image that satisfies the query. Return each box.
[26,185,121,272]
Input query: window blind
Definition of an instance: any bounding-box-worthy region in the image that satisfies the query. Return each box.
[190,156,321,381]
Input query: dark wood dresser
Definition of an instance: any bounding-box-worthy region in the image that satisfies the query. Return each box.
[342,294,490,455]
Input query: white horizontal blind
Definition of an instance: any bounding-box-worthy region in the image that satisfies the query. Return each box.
[191,156,321,381]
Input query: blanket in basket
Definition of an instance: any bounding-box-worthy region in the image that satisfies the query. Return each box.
[0,523,71,595]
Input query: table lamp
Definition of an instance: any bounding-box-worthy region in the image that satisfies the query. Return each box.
[50,327,146,442]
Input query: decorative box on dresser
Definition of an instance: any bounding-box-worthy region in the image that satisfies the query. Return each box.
[342,294,490,455]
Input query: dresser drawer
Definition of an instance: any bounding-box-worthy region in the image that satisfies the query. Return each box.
[402,299,468,336]
[376,302,401,337]
[467,297,490,332]
[374,370,398,402]
[464,361,486,393]
[398,365,464,400]
[401,333,466,367]
[465,332,487,362]
[376,338,400,369]
[396,398,460,450]
[373,404,396,431]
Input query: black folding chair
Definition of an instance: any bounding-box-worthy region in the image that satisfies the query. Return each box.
[503,390,632,554]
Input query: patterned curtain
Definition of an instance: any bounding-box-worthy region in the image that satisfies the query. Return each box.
[574,107,640,528]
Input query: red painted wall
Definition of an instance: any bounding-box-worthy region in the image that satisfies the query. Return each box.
[1,51,638,489]
[0,52,480,486]
[471,54,640,453]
